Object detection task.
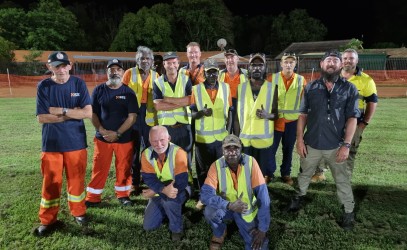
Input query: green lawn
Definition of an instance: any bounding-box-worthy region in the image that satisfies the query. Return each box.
[0,98,406,250]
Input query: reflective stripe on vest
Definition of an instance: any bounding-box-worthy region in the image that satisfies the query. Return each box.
[238,80,275,148]
[145,143,179,181]
[193,82,229,143]
[216,154,258,222]
[155,74,190,125]
[273,73,304,120]
[129,67,158,126]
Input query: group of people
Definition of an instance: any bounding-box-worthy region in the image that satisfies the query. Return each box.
[34,44,377,249]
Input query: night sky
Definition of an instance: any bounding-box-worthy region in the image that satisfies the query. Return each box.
[4,0,407,48]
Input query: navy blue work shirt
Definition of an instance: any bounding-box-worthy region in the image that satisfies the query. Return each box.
[299,77,360,150]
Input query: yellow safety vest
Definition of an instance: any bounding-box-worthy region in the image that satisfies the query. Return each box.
[127,67,159,126]
[216,154,258,222]
[154,74,191,125]
[145,142,180,182]
[272,73,304,120]
[237,80,276,148]
[193,82,230,143]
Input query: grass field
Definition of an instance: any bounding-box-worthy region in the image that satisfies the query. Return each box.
[0,98,406,250]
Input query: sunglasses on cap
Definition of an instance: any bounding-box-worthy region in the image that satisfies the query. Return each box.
[283,52,296,57]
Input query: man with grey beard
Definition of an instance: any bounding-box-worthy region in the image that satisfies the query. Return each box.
[287,50,360,231]
[85,59,139,207]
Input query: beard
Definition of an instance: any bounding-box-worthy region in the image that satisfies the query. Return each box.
[107,75,121,86]
[251,71,264,80]
[321,67,341,82]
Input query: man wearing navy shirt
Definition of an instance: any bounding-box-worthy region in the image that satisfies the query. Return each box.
[85,59,139,207]
[34,51,92,237]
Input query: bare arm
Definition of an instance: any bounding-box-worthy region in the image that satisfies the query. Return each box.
[336,117,357,162]
[154,99,185,111]
[359,102,377,129]
[163,96,191,106]
[296,113,308,158]
[37,105,92,124]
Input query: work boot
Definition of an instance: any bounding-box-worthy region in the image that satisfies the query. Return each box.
[33,220,64,237]
[264,175,274,184]
[340,211,355,231]
[171,231,184,241]
[311,172,326,183]
[209,230,227,250]
[287,195,304,212]
[118,197,133,206]
[74,215,88,226]
[282,176,294,186]
[195,200,205,210]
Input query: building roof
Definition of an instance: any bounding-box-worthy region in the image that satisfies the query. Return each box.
[276,40,407,59]
[275,39,353,59]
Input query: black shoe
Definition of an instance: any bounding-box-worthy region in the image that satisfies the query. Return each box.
[74,215,88,226]
[171,231,184,241]
[341,212,355,231]
[287,195,304,212]
[85,201,100,208]
[33,220,64,237]
[118,197,133,206]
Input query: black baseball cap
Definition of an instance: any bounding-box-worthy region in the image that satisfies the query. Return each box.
[48,51,70,67]
[163,52,178,61]
[322,50,342,61]
[107,58,123,69]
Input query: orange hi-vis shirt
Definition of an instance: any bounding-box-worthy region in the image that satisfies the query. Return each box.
[190,82,232,106]
[186,65,205,85]
[141,147,188,176]
[274,72,306,132]
[204,156,265,191]
[224,71,241,99]
[122,68,152,104]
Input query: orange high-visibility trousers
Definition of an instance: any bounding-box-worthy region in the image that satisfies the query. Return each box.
[38,149,87,225]
[86,138,133,202]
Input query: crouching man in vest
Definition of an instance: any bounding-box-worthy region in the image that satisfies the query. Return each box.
[200,134,270,250]
[140,125,190,242]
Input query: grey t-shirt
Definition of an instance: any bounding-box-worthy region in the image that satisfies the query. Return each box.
[299,77,360,150]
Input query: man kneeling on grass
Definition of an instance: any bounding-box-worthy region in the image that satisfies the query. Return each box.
[140,125,190,241]
[200,134,270,250]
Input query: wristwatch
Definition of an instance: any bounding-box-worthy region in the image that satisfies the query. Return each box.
[341,142,351,149]
[361,120,369,126]
[62,108,68,116]
[116,131,122,138]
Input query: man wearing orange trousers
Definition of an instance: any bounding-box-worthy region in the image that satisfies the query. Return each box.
[85,59,139,207]
[34,51,92,237]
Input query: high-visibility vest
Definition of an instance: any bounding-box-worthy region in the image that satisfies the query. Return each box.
[237,80,276,148]
[215,154,258,223]
[127,67,159,126]
[193,82,230,143]
[218,68,248,84]
[272,73,304,120]
[144,142,180,182]
[154,73,190,125]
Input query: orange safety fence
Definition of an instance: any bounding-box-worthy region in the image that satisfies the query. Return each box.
[1,71,407,89]
[0,74,108,88]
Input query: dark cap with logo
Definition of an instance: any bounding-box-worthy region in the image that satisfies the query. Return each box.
[107,58,123,69]
[322,50,342,61]
[163,52,178,61]
[48,51,70,67]
[204,59,219,71]
[222,134,242,148]
[249,53,266,64]
[224,49,238,57]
